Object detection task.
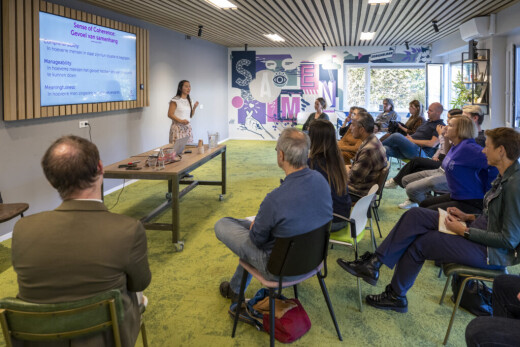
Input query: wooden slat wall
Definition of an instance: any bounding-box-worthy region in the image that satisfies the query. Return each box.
[2,0,149,121]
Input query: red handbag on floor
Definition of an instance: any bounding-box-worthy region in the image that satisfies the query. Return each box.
[262,298,311,343]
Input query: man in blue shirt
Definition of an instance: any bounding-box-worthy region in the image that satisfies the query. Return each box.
[215,128,333,301]
[382,102,445,159]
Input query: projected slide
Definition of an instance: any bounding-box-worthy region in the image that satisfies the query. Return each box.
[40,12,137,106]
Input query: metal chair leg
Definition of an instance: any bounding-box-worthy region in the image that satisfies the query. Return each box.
[140,321,148,347]
[293,284,298,299]
[232,268,249,338]
[443,276,472,345]
[352,236,363,312]
[357,277,363,312]
[317,272,342,341]
[373,207,382,238]
[269,288,276,347]
[439,274,452,305]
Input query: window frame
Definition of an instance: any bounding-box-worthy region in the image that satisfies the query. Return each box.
[343,63,427,115]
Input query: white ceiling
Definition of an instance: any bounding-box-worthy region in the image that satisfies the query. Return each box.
[80,0,520,47]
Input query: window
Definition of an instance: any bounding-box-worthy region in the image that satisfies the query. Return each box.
[449,62,462,108]
[344,65,426,114]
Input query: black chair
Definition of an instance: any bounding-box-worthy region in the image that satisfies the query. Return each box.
[439,263,507,345]
[0,193,29,224]
[371,163,390,238]
[232,221,342,346]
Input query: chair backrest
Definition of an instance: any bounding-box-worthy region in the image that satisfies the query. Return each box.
[0,290,124,347]
[349,184,378,238]
[267,221,332,278]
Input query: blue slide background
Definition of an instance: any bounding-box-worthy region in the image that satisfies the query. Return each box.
[40,12,137,106]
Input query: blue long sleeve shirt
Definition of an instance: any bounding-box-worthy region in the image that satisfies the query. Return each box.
[442,138,493,200]
[249,167,333,251]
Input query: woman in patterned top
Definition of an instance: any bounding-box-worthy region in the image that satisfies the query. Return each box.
[167,80,199,143]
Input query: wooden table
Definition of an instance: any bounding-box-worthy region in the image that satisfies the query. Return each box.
[103,144,226,251]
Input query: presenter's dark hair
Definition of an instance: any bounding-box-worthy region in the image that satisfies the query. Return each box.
[41,135,100,199]
[176,80,193,117]
[308,120,348,196]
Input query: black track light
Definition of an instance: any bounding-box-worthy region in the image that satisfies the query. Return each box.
[432,20,439,33]
[244,44,248,51]
[405,41,409,50]
[198,25,203,37]
[322,43,326,51]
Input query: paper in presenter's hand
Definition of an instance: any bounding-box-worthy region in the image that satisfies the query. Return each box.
[438,208,465,235]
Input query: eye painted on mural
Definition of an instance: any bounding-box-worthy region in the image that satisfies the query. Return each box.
[273,72,288,87]
[264,60,277,70]
[281,58,297,70]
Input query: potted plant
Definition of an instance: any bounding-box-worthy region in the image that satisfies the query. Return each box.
[450,72,472,109]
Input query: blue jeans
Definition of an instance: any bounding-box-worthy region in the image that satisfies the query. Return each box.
[214,217,303,294]
[382,133,429,160]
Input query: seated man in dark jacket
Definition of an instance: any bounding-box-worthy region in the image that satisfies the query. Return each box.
[382,102,445,160]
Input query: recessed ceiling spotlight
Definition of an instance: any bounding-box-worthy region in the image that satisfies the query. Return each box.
[360,32,375,40]
[205,0,237,10]
[368,0,391,4]
[264,33,285,42]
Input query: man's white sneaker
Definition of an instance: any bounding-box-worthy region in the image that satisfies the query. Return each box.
[398,199,419,209]
[385,178,398,189]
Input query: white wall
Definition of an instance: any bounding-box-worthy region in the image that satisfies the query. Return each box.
[431,2,520,129]
[0,0,228,237]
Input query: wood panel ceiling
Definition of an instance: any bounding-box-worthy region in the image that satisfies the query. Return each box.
[79,0,520,47]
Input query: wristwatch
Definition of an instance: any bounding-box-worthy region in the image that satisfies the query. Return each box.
[463,228,471,239]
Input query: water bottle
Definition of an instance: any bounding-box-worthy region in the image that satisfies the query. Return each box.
[157,148,166,170]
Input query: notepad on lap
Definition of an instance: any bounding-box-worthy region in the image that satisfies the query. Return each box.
[438,208,465,235]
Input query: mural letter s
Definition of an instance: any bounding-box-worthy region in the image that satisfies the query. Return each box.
[235,59,253,87]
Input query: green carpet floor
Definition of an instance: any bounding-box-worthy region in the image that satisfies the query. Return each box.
[0,140,508,346]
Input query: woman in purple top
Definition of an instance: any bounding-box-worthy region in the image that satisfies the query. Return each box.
[420,115,495,214]
[308,120,351,232]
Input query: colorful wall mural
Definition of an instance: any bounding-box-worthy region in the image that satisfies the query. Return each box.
[228,46,432,140]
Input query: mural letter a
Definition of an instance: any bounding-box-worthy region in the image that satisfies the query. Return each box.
[260,73,272,98]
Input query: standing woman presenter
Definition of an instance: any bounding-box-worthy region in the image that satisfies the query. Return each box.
[168,80,199,143]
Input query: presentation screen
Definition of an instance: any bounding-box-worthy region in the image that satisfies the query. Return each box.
[40,12,137,106]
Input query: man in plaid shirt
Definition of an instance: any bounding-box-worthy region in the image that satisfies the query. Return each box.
[347,111,387,201]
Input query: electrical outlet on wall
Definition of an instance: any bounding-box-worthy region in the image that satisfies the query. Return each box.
[79,121,89,128]
[199,104,204,109]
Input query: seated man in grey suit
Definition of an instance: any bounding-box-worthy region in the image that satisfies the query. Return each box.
[215,128,332,302]
[12,135,152,346]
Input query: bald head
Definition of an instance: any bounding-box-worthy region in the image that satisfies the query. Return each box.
[427,102,444,121]
[41,135,101,199]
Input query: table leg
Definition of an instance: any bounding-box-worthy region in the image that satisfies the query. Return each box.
[172,174,180,244]
[221,149,227,195]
